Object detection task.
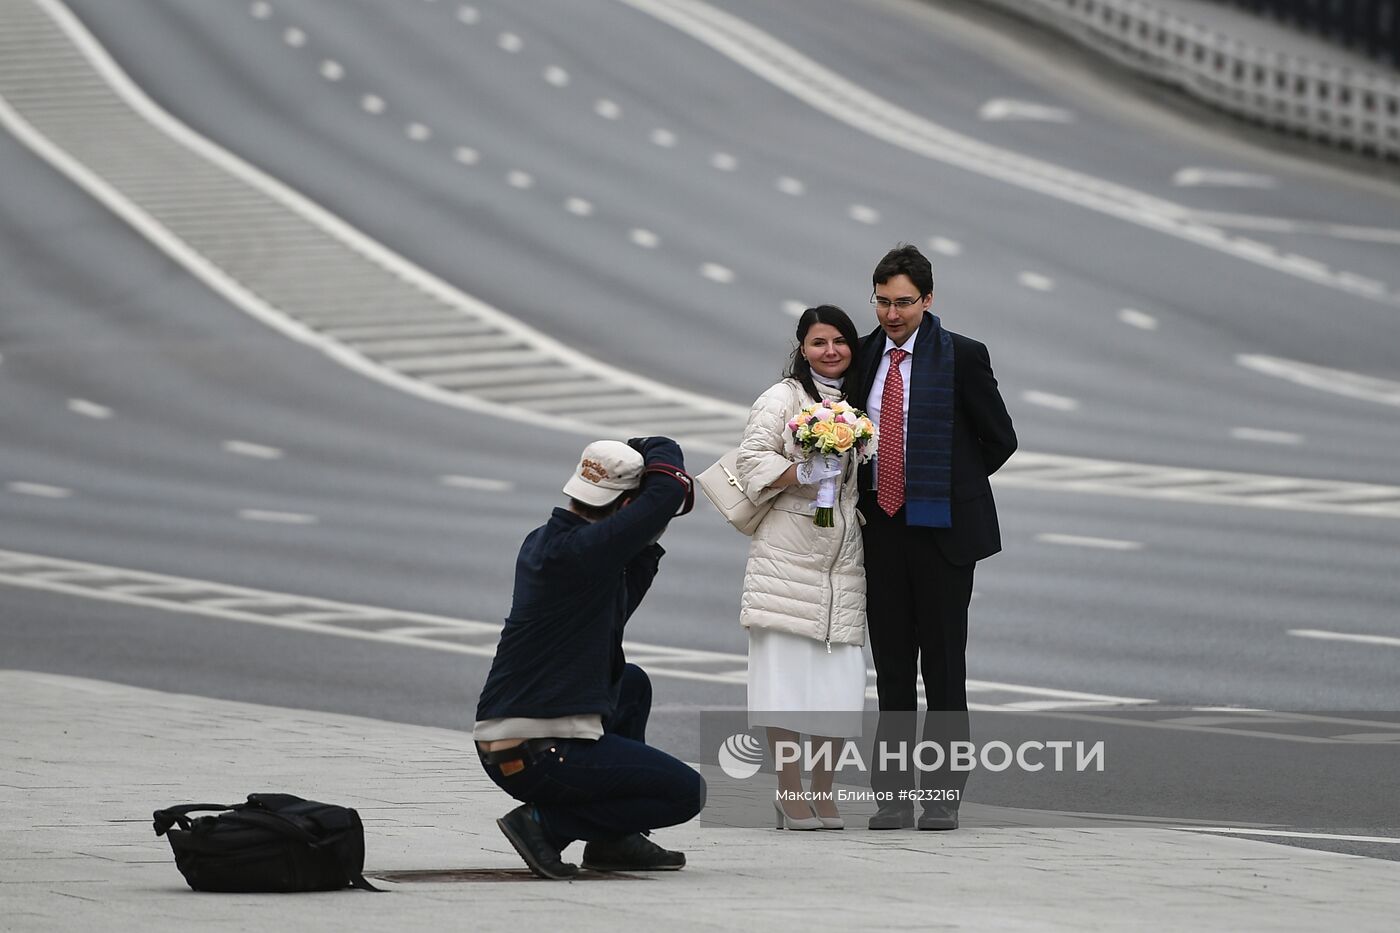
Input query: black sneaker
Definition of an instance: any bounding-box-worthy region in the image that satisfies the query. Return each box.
[917,803,959,831]
[581,833,686,872]
[496,805,578,880]
[867,801,915,830]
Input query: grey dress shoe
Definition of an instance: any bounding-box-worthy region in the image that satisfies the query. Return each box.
[917,803,959,831]
[867,801,915,830]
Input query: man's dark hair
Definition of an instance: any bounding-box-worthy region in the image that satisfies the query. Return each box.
[872,243,934,297]
[785,304,863,403]
[569,495,628,521]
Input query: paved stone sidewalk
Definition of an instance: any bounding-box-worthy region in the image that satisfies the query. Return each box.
[4,670,1397,932]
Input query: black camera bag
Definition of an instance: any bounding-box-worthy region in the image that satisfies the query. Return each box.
[153,793,379,892]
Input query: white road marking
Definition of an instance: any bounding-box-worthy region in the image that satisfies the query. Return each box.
[456,5,479,25]
[710,151,738,171]
[1036,533,1143,551]
[1289,629,1400,649]
[1231,427,1303,445]
[617,0,1398,307]
[1237,355,1400,408]
[848,204,880,225]
[650,128,677,147]
[1180,827,1400,844]
[928,236,961,257]
[995,452,1400,518]
[282,27,305,48]
[564,196,593,216]
[1018,271,1055,291]
[782,300,807,317]
[238,509,317,525]
[543,65,570,87]
[0,547,1155,706]
[701,262,734,283]
[506,169,533,189]
[775,175,804,195]
[1118,308,1158,330]
[594,98,621,120]
[1022,390,1080,411]
[1173,167,1276,188]
[222,440,284,460]
[67,399,112,419]
[978,98,1074,123]
[7,482,72,499]
[361,94,385,114]
[439,474,515,492]
[249,2,272,19]
[496,32,522,53]
[629,228,660,248]
[405,122,432,141]
[319,59,343,81]
[453,146,479,165]
[1183,211,1400,246]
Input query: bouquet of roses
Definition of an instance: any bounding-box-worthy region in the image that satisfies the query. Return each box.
[787,399,877,527]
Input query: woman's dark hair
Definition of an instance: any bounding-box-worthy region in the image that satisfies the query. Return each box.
[785,304,862,403]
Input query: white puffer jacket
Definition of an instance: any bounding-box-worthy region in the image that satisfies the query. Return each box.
[734,378,867,647]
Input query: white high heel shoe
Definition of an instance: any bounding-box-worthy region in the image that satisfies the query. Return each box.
[774,801,822,831]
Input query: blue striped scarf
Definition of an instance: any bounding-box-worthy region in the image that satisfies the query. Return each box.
[904,314,955,528]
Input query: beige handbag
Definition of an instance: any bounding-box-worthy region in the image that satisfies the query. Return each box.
[696,447,773,536]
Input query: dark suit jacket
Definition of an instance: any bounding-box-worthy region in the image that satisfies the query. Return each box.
[850,315,1017,566]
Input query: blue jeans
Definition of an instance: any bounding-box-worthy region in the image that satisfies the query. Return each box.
[479,665,706,847]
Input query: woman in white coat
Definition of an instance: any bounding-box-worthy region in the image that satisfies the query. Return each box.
[735,305,867,831]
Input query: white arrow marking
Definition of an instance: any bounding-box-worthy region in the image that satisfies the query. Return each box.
[1173,167,1276,188]
[978,98,1075,123]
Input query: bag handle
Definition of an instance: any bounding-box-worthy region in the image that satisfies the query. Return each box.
[152,803,234,836]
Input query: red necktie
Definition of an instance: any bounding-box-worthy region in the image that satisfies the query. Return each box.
[877,349,907,516]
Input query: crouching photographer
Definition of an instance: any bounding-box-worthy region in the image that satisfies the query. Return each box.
[474,436,705,879]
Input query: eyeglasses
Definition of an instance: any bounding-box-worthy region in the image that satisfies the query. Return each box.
[870,294,923,310]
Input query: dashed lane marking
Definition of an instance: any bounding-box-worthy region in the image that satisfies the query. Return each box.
[1022,390,1079,412]
[238,509,317,524]
[1036,533,1143,551]
[67,398,113,419]
[615,0,1398,307]
[1230,427,1303,446]
[7,482,72,499]
[4,0,1393,516]
[439,474,515,492]
[0,0,750,452]
[0,547,1154,710]
[1118,308,1158,330]
[223,440,285,460]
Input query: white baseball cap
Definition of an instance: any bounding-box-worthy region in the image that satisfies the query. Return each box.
[562,440,644,507]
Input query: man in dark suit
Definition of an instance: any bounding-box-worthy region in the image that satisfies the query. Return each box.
[848,244,1017,831]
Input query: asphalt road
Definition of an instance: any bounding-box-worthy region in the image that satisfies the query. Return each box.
[3,0,1398,844]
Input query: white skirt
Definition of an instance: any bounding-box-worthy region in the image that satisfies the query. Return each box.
[747,627,866,738]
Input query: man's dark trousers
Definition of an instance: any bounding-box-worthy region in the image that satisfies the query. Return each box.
[862,502,973,798]
[478,665,706,847]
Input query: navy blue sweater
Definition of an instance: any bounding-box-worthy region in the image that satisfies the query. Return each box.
[475,437,687,723]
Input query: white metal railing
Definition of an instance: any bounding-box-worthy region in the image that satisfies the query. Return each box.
[979,0,1400,160]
